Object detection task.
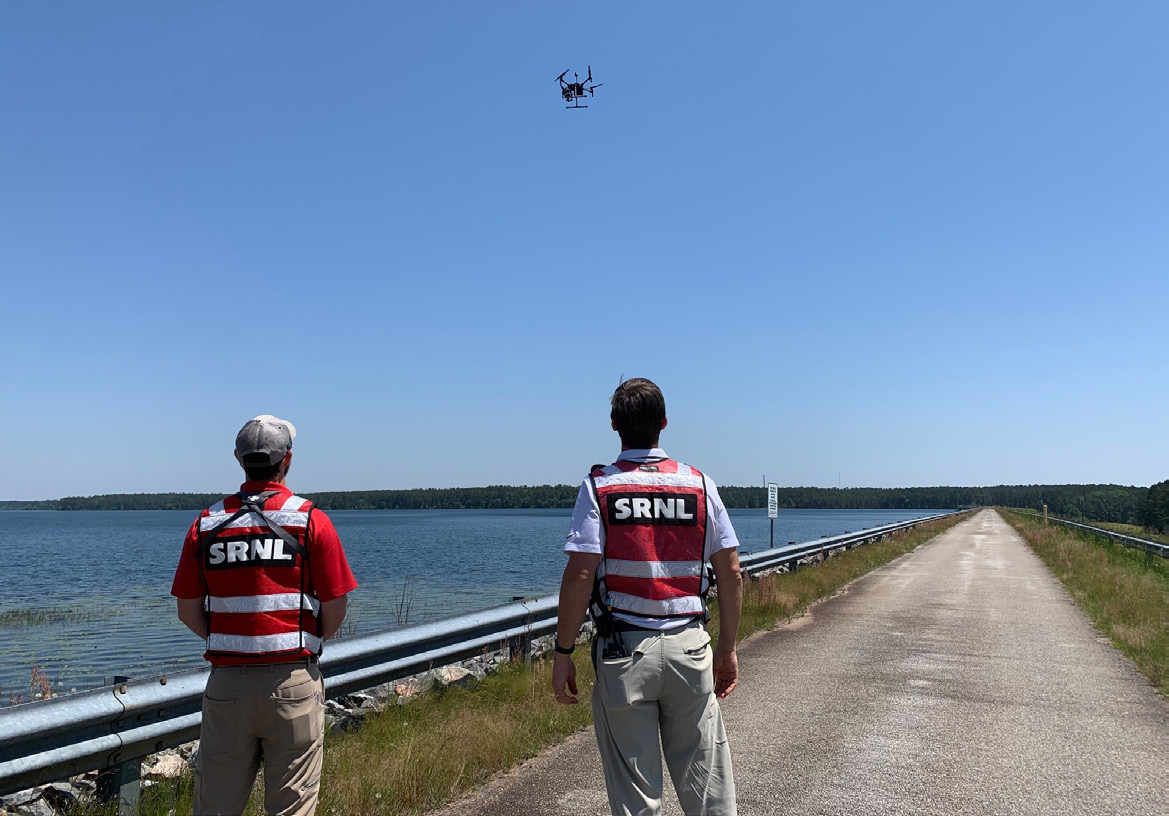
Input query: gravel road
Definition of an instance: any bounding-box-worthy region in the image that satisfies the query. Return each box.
[433,509,1168,815]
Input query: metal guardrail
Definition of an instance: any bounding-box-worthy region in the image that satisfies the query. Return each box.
[0,511,963,802]
[1011,511,1168,558]
[0,597,557,801]
[737,512,956,575]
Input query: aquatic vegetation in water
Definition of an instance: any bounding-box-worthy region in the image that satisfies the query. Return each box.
[2,663,57,706]
[0,604,126,628]
[392,575,418,626]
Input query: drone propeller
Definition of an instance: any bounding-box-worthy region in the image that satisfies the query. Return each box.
[586,65,593,82]
[587,83,603,95]
[556,69,569,83]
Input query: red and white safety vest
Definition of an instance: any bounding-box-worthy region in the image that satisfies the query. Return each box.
[197,491,321,660]
[590,458,709,619]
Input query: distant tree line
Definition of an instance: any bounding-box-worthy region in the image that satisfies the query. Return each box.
[308,485,581,510]
[52,493,224,511]
[1141,480,1169,533]
[2,483,1160,525]
[716,484,1150,525]
[0,500,59,510]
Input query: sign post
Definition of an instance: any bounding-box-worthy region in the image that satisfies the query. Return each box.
[767,483,779,549]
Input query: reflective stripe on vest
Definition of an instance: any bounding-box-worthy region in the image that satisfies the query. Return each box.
[602,558,703,578]
[206,592,321,616]
[198,492,321,658]
[199,509,311,533]
[602,591,705,618]
[592,463,703,489]
[208,632,323,655]
[592,458,708,619]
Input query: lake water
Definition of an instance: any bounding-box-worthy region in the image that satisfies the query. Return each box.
[0,507,945,699]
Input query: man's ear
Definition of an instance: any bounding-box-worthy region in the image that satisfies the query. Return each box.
[661,416,668,432]
[612,419,618,432]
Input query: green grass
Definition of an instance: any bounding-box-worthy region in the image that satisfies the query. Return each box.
[1079,519,1169,547]
[73,657,598,816]
[73,512,972,816]
[1004,509,1169,547]
[999,509,1168,695]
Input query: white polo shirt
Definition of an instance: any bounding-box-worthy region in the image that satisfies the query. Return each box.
[564,448,741,631]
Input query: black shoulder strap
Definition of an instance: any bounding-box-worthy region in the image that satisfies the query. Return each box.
[197,491,309,560]
[238,492,309,560]
[196,502,254,555]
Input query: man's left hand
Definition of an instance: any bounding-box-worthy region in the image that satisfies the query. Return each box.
[713,648,739,698]
[552,653,579,704]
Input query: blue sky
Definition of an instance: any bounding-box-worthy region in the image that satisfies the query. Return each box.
[2,2,1166,499]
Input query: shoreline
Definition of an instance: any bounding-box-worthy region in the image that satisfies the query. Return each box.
[0,483,1145,522]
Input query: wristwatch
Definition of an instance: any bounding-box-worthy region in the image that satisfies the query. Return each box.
[554,640,575,655]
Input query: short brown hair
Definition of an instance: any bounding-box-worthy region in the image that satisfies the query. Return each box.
[610,378,666,448]
[243,462,283,482]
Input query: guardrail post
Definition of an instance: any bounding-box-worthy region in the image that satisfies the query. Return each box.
[97,759,140,816]
[1043,504,1048,525]
[96,675,140,815]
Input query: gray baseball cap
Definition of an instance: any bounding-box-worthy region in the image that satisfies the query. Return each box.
[235,415,297,467]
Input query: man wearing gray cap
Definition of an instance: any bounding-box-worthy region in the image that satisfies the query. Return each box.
[171,415,357,816]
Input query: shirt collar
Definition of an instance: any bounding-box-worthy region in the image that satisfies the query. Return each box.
[616,447,668,462]
[239,480,292,496]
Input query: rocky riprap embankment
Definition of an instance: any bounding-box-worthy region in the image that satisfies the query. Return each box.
[1,632,573,816]
[323,631,565,731]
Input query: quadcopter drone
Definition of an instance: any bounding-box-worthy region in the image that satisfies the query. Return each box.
[557,66,602,109]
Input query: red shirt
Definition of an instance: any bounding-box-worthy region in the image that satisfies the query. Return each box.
[171,480,358,665]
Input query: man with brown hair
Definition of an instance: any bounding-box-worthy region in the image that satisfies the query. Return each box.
[553,379,743,816]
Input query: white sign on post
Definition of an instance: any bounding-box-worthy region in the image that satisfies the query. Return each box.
[767,483,779,519]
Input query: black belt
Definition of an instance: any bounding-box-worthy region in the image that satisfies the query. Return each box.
[611,617,702,634]
[258,654,319,665]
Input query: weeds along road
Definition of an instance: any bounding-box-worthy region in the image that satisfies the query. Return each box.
[434,510,1168,816]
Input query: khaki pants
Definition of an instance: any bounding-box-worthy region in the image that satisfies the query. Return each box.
[592,621,736,816]
[194,661,325,816]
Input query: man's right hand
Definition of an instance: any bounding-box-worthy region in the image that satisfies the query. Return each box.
[713,648,738,698]
[552,653,579,704]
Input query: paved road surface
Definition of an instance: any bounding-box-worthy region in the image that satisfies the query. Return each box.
[434,510,1168,815]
